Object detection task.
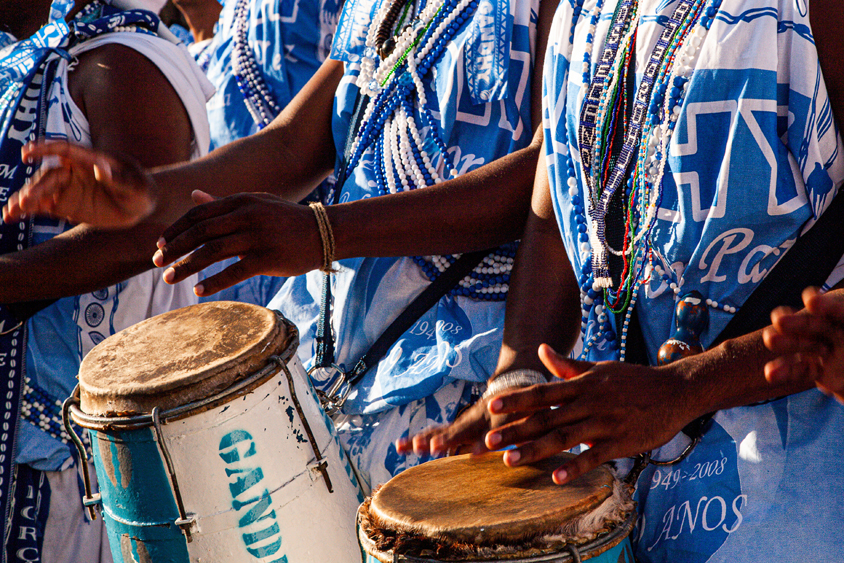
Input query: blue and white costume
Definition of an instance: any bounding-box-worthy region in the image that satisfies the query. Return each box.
[270,0,539,491]
[0,1,213,560]
[204,0,344,149]
[543,0,843,560]
[196,0,345,307]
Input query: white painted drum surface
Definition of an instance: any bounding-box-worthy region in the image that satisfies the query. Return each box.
[72,302,364,563]
[163,352,365,563]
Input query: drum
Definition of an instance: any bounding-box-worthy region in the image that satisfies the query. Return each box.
[358,452,635,562]
[64,301,364,563]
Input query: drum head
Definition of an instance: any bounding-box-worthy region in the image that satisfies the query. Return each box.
[78,302,294,416]
[369,451,615,545]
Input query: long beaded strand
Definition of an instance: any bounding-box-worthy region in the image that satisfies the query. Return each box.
[232,0,282,129]
[569,0,723,359]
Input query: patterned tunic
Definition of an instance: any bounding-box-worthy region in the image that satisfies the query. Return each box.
[270,0,539,490]
[543,0,844,560]
[204,0,344,149]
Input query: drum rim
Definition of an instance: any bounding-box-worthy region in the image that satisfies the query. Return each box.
[357,506,636,563]
[68,315,299,431]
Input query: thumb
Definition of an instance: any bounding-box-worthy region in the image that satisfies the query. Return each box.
[191,189,216,205]
[538,343,592,380]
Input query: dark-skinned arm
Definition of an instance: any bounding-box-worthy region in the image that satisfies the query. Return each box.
[19,0,561,296]
[404,0,844,477]
[400,134,583,457]
[172,0,222,43]
[4,57,344,229]
[149,0,561,294]
[0,44,194,302]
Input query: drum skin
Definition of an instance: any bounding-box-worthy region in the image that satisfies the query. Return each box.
[77,303,365,563]
[362,542,634,563]
[359,452,635,563]
[362,540,634,563]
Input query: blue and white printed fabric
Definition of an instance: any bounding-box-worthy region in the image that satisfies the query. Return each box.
[267,0,538,489]
[204,0,344,150]
[271,0,539,415]
[543,0,844,560]
[17,10,213,472]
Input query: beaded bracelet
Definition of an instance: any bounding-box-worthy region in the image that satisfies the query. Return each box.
[309,202,336,273]
[482,369,549,400]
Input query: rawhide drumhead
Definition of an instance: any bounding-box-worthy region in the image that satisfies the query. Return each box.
[368,451,615,545]
[77,301,294,416]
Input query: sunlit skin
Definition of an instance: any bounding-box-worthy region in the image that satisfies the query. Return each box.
[397,0,844,485]
[0,0,196,304]
[763,287,844,404]
[4,0,842,487]
[2,0,562,300]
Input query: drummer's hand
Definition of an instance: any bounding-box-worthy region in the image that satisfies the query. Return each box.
[153,192,322,296]
[2,141,155,228]
[485,344,694,485]
[396,397,518,458]
[763,287,844,403]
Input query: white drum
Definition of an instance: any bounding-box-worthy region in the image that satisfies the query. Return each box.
[66,302,364,563]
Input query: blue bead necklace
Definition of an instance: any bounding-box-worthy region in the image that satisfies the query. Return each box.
[345,0,518,301]
[567,0,723,359]
[232,0,282,129]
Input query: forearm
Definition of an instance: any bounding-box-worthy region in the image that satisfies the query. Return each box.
[330,0,563,259]
[328,129,542,259]
[0,224,160,303]
[494,153,582,377]
[173,1,221,43]
[149,60,343,225]
[669,313,835,419]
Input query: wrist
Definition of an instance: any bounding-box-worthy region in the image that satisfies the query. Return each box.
[483,369,549,399]
[309,202,337,273]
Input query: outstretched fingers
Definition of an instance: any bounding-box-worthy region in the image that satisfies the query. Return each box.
[154,198,246,268]
[3,166,71,222]
[494,416,593,467]
[397,400,495,458]
[538,344,594,380]
[550,443,616,485]
[161,232,246,285]
[10,141,155,227]
[487,379,579,416]
[191,254,266,297]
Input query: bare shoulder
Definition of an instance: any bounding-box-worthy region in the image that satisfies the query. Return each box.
[66,41,193,167]
[810,0,844,127]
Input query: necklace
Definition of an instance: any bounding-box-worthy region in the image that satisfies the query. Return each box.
[566,0,724,359]
[232,0,281,129]
[346,0,520,301]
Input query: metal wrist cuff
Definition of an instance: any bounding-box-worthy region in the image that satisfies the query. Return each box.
[482,369,548,399]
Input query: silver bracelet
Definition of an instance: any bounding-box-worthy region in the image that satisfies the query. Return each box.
[482,369,549,400]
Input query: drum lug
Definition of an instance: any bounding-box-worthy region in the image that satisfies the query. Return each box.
[175,514,198,536]
[283,363,335,494]
[63,390,100,521]
[152,407,196,542]
[308,460,331,484]
[82,493,102,508]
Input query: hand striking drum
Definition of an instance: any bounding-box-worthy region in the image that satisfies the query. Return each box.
[64,301,364,563]
[358,452,636,563]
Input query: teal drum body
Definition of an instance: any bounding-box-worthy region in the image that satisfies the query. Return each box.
[88,426,191,562]
[358,452,636,563]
